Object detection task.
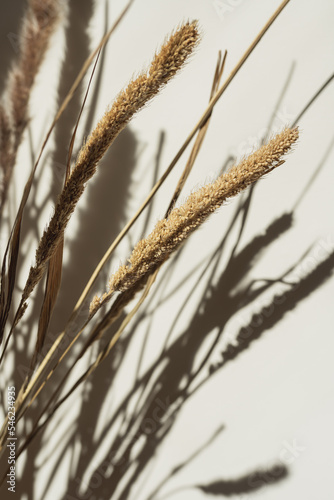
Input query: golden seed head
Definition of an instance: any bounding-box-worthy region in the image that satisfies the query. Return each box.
[95,127,298,310]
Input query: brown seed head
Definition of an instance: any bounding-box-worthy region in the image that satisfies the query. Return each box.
[76,21,199,177]
[21,21,200,313]
[89,127,299,315]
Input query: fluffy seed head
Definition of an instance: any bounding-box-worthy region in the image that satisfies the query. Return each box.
[89,127,299,315]
[20,21,200,313]
[76,21,199,177]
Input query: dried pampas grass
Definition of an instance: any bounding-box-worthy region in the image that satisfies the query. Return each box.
[90,127,298,314]
[17,21,200,322]
[5,0,331,495]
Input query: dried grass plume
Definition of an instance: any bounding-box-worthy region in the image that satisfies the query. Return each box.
[18,20,200,316]
[90,127,299,314]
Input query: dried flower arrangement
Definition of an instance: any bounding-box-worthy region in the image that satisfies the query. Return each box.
[0,0,333,498]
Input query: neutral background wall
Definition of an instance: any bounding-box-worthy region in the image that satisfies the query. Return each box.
[1,1,334,499]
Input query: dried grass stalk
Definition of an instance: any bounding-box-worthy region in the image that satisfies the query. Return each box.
[91,127,299,314]
[15,21,199,321]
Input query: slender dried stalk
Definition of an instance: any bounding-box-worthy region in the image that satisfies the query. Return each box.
[14,21,200,325]
[91,127,299,314]
[31,49,102,369]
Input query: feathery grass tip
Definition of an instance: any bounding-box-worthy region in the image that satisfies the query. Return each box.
[90,127,299,315]
[17,21,200,316]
